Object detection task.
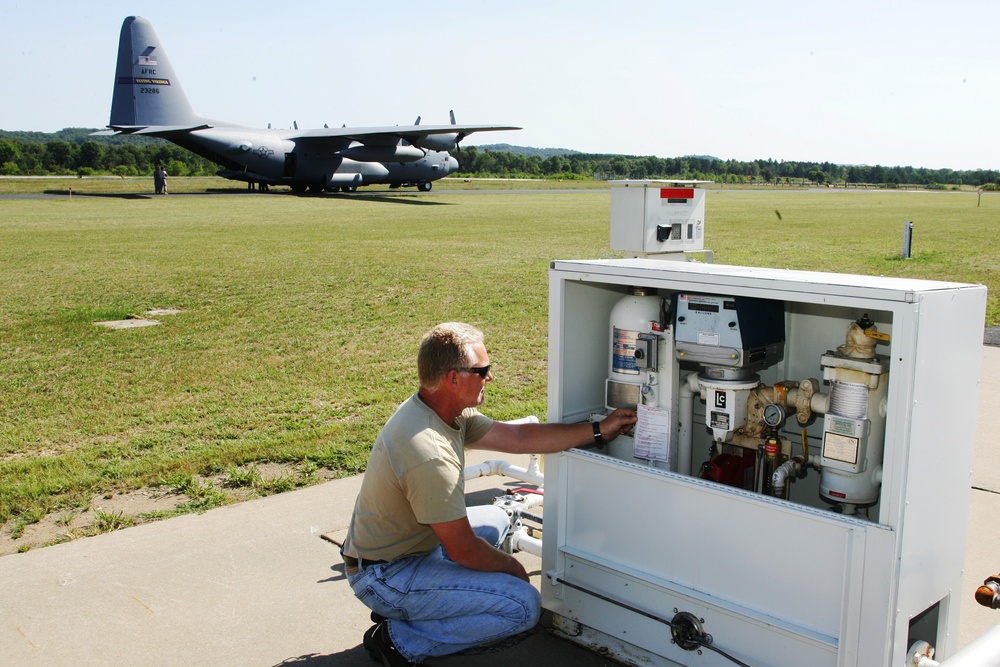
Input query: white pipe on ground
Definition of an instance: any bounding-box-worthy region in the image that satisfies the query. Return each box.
[907,622,1000,666]
[509,526,543,558]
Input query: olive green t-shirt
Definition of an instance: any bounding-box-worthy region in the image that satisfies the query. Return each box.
[343,394,494,562]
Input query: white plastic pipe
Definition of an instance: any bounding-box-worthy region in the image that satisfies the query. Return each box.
[463,417,544,486]
[677,372,701,476]
[509,525,543,558]
[464,456,545,487]
[909,622,1000,665]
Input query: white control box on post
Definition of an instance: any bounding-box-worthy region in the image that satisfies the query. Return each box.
[610,180,710,257]
[543,258,986,667]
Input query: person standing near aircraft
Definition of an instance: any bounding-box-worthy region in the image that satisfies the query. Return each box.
[153,164,164,194]
[341,322,637,666]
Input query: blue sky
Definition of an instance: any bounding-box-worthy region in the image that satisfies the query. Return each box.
[3,0,998,170]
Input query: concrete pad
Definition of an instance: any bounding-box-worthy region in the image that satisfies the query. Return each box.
[959,346,1000,648]
[0,474,362,666]
[960,489,1000,648]
[972,346,1000,492]
[0,450,616,667]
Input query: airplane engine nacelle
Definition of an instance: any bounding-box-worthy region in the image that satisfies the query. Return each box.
[412,134,459,152]
[328,173,364,187]
[339,145,426,163]
[326,160,390,188]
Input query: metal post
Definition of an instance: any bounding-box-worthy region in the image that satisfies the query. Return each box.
[902,221,913,259]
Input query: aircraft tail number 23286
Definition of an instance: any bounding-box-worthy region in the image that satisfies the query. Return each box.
[95,16,520,193]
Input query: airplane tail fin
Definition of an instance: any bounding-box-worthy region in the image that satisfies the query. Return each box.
[108,16,201,128]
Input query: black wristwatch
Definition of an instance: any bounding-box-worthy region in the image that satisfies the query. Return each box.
[592,421,605,445]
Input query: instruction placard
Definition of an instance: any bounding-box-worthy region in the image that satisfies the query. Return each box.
[633,404,672,462]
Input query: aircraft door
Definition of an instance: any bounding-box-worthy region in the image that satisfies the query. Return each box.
[284,153,297,177]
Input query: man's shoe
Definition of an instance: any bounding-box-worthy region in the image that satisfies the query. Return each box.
[363,622,383,663]
[362,613,389,663]
[368,621,424,667]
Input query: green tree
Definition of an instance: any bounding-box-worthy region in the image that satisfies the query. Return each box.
[77,142,105,170]
[808,169,828,184]
[43,141,75,172]
[166,159,189,176]
[543,155,567,176]
[0,139,21,165]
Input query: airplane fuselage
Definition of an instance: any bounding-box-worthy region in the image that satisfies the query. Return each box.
[177,127,459,192]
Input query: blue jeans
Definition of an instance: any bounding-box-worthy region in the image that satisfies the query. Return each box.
[347,505,541,662]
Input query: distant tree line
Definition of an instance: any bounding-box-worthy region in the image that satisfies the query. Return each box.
[2,129,999,189]
[0,129,216,177]
[459,146,1000,190]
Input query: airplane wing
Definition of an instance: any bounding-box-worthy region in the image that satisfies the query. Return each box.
[93,124,213,137]
[91,121,519,163]
[290,124,521,152]
[291,123,519,140]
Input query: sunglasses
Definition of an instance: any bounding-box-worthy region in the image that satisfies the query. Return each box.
[457,365,491,378]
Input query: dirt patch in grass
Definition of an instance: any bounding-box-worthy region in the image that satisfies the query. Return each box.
[0,462,340,557]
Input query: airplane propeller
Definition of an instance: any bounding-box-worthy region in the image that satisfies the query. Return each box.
[451,110,469,149]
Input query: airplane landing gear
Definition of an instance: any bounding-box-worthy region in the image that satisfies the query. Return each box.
[418,181,432,192]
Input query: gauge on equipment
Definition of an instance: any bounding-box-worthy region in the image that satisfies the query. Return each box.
[763,403,785,428]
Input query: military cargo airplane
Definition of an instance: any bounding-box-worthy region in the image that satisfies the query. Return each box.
[95,16,519,193]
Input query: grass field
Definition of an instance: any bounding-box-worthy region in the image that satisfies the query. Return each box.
[1,179,996,549]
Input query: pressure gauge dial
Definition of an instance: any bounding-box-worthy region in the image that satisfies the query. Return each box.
[762,403,785,428]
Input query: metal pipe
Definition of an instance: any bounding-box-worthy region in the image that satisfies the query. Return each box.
[754,444,766,494]
[494,491,545,516]
[975,575,1000,609]
[772,457,823,496]
[772,458,802,496]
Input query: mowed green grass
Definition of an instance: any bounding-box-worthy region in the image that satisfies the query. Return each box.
[715,189,999,296]
[0,186,996,530]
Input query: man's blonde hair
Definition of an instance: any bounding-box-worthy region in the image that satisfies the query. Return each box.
[418,322,483,387]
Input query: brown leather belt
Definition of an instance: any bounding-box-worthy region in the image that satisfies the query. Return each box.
[342,554,388,573]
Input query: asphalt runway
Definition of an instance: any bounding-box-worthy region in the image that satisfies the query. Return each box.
[0,187,605,201]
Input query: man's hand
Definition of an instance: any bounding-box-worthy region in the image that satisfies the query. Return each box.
[503,555,531,583]
[598,408,638,442]
[431,516,529,581]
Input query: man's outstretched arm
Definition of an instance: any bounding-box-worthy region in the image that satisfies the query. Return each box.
[430,516,529,582]
[469,408,637,455]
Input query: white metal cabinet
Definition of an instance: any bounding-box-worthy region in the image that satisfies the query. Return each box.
[542,259,986,666]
